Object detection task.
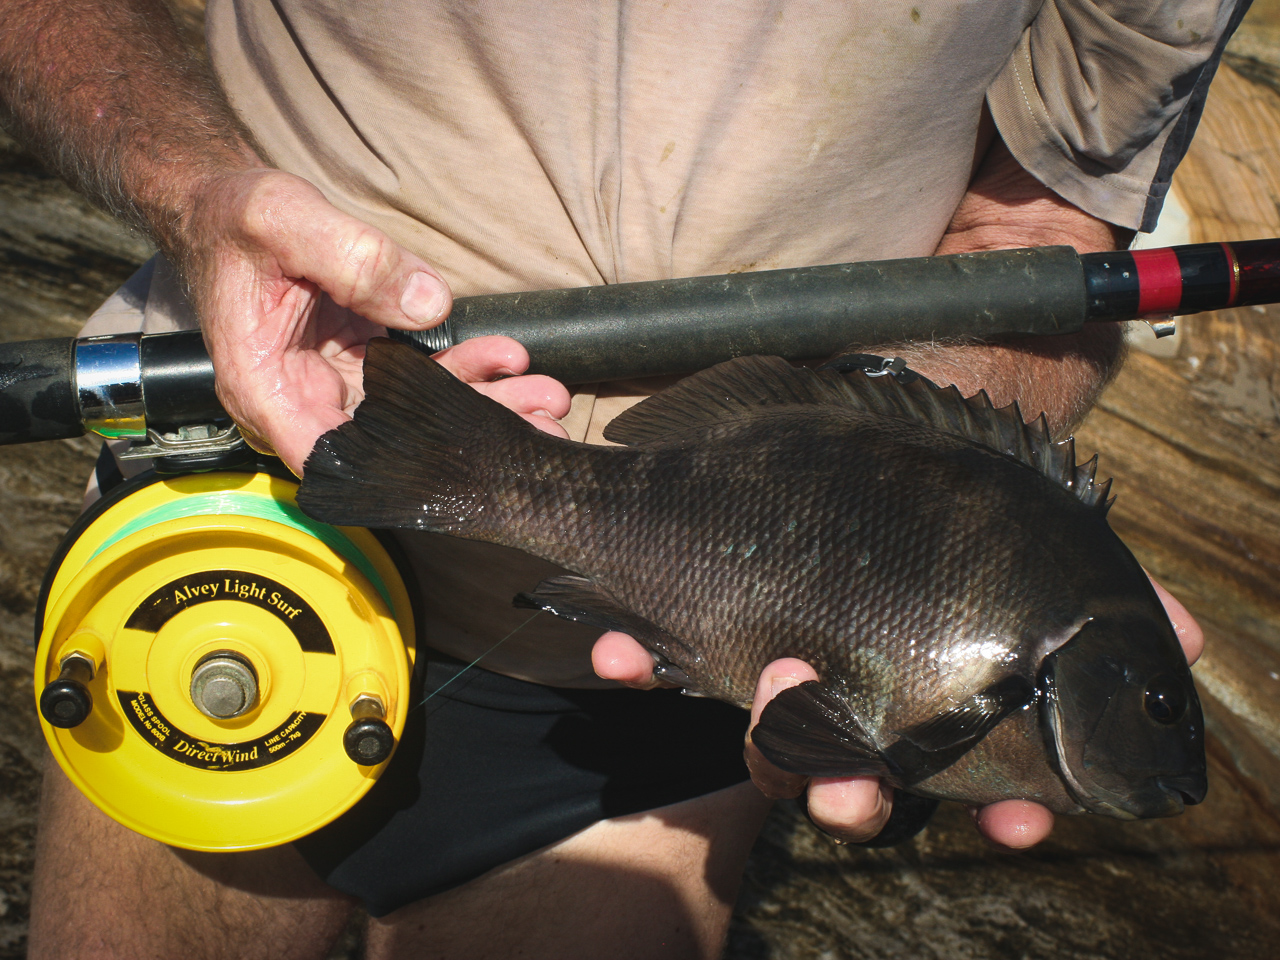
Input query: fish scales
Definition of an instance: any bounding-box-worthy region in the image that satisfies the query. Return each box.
[299,340,1207,822]
[465,412,1076,719]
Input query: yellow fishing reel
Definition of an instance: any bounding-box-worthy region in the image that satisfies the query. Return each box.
[33,469,416,851]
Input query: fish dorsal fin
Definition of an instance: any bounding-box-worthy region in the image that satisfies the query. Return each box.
[602,355,1113,513]
[602,355,852,444]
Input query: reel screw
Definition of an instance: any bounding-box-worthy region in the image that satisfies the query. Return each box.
[343,694,395,766]
[190,652,259,720]
[40,653,96,729]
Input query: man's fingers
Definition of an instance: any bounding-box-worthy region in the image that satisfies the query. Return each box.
[397,270,452,327]
[748,659,820,725]
[744,659,819,800]
[806,777,893,843]
[972,799,1055,849]
[591,631,664,689]
[473,376,572,422]
[1149,576,1204,665]
[433,335,531,381]
[211,334,356,476]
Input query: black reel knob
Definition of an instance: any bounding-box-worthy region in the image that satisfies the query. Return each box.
[343,717,395,765]
[40,656,95,729]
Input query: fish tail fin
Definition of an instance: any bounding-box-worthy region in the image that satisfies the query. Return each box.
[297,338,531,533]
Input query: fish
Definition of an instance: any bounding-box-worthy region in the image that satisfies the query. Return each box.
[297,338,1207,821]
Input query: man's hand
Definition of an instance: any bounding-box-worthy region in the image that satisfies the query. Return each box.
[595,580,1204,847]
[181,168,573,473]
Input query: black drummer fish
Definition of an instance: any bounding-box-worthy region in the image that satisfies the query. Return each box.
[298,339,1206,820]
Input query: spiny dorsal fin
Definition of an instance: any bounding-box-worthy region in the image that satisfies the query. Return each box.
[602,355,1113,512]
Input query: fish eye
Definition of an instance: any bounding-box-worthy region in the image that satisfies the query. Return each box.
[1144,675,1187,725]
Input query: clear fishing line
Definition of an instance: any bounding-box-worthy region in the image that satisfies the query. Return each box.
[413,611,541,710]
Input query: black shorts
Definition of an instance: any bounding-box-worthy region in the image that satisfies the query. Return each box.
[294,655,751,917]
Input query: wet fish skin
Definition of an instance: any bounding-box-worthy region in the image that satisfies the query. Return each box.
[298,339,1206,819]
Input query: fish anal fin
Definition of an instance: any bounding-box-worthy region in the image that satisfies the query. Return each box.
[752,681,895,781]
[514,575,700,689]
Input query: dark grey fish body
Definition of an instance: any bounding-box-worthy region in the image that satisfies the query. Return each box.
[300,340,1206,820]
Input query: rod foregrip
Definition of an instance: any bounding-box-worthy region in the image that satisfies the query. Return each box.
[139,331,224,430]
[0,337,80,444]
[394,246,1088,383]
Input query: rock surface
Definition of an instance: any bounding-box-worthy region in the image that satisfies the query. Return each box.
[1,8,1279,960]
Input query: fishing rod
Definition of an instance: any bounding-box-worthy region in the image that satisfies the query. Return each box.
[2,239,1277,469]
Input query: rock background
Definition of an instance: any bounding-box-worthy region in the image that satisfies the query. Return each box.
[2,4,1279,958]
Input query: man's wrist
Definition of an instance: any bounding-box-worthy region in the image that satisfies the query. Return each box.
[936,136,1133,258]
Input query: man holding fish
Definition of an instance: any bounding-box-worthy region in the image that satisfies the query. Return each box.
[0,0,1236,957]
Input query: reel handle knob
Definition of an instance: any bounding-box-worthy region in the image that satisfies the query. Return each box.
[40,654,95,729]
[343,694,395,766]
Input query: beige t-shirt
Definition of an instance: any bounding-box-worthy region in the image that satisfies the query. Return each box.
[94,0,1241,686]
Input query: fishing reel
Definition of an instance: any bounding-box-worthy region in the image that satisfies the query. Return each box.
[33,467,416,851]
[1,330,416,849]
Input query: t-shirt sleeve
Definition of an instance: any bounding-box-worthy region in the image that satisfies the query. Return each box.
[987,0,1251,231]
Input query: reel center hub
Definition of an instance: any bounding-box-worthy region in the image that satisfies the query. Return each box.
[190,651,258,720]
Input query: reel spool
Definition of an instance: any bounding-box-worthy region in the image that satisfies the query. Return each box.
[33,470,415,851]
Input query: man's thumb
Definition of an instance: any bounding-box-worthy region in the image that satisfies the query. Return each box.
[397,270,451,327]
[263,182,453,329]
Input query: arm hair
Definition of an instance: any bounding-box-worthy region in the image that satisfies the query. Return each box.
[0,0,263,257]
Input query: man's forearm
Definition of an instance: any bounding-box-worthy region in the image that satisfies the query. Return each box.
[0,0,262,259]
[894,132,1132,435]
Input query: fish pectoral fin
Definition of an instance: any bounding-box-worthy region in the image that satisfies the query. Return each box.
[881,676,1036,786]
[751,681,895,780]
[514,576,702,691]
[893,676,1035,753]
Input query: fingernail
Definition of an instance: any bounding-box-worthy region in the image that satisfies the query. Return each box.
[771,676,801,698]
[400,272,448,324]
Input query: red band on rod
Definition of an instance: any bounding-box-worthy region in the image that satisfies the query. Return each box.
[1132,247,1183,316]
[1221,242,1240,306]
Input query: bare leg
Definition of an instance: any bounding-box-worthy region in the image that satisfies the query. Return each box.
[365,782,772,960]
[28,758,356,960]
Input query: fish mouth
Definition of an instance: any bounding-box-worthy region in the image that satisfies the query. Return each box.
[1157,772,1208,808]
[1054,757,1203,819]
